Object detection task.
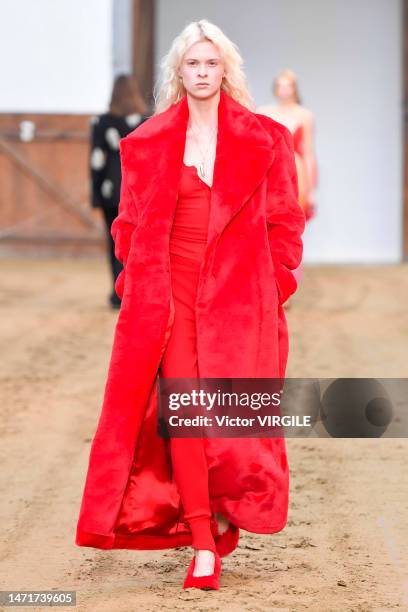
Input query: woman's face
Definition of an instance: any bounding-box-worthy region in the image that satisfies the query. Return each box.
[179,40,225,100]
[275,77,296,102]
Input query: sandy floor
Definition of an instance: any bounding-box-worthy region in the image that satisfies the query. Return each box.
[0,258,407,611]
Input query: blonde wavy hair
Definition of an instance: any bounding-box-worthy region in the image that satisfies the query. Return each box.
[153,19,254,115]
[272,69,302,105]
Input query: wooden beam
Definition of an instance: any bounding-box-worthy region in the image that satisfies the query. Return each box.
[132,0,155,108]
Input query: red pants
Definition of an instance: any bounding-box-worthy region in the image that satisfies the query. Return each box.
[159,252,216,552]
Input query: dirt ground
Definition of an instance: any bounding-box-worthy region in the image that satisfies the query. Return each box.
[0,258,407,611]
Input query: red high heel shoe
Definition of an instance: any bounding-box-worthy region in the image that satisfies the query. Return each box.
[183,550,221,590]
[215,521,240,557]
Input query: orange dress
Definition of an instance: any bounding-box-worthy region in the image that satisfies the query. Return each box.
[159,162,216,552]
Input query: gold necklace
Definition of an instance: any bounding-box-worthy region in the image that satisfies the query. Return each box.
[189,123,217,178]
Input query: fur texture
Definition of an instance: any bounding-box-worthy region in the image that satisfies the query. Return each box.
[75,89,305,550]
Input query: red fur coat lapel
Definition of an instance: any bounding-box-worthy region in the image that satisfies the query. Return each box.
[122,88,277,248]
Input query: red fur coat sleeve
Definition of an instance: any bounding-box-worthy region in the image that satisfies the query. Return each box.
[111,140,139,300]
[266,128,306,304]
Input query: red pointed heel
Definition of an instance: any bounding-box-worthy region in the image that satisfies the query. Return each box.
[215,522,240,557]
[183,551,221,590]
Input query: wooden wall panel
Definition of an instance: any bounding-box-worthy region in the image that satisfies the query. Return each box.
[0,113,105,257]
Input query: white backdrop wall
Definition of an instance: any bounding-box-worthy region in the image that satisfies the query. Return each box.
[113,0,132,77]
[156,0,403,263]
[0,0,114,114]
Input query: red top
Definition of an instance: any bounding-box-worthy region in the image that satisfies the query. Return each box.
[292,124,304,156]
[169,162,211,262]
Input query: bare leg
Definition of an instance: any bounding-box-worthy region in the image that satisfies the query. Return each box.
[214,512,230,535]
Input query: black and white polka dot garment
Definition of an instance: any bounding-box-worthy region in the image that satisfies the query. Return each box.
[89,112,148,209]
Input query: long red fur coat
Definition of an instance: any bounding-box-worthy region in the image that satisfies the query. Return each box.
[75,89,305,550]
